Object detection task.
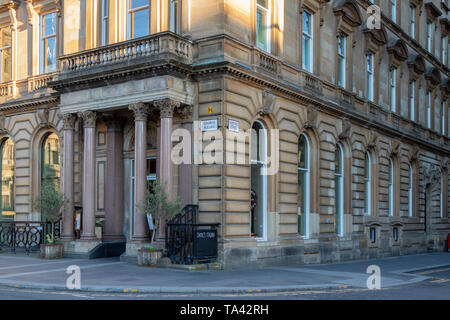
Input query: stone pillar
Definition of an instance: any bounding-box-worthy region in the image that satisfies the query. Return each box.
[79,111,97,241]
[60,113,77,241]
[103,115,125,241]
[178,107,193,207]
[155,98,179,197]
[129,102,149,242]
[154,98,179,241]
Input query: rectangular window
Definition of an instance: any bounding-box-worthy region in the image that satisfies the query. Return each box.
[391,0,396,23]
[442,36,447,65]
[337,35,346,88]
[410,6,415,38]
[302,10,313,72]
[390,68,396,112]
[127,0,150,39]
[101,0,109,46]
[256,0,270,52]
[40,12,57,74]
[410,80,415,121]
[0,28,12,83]
[442,101,446,135]
[408,165,413,217]
[427,92,432,129]
[427,23,433,52]
[366,54,374,101]
[169,0,179,33]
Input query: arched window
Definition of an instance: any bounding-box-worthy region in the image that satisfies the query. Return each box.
[41,133,60,189]
[335,143,344,236]
[297,134,310,237]
[408,163,414,217]
[364,151,371,215]
[251,120,267,239]
[388,158,394,216]
[0,139,14,219]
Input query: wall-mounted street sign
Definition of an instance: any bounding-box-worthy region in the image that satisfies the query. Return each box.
[228,119,240,132]
[201,119,219,131]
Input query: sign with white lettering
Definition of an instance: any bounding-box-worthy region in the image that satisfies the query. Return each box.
[228,119,240,132]
[201,119,219,131]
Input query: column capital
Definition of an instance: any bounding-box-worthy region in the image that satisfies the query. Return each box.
[78,111,97,128]
[61,113,77,130]
[154,98,180,118]
[129,102,149,121]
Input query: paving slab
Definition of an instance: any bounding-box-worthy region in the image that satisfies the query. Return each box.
[0,252,448,294]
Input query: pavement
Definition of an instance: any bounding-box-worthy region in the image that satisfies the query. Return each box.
[0,252,449,294]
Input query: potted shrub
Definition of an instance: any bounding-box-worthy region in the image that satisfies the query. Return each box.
[137,181,181,267]
[33,182,66,259]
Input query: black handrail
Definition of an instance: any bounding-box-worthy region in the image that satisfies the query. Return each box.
[165,205,220,265]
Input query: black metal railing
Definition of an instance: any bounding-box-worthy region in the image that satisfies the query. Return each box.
[165,205,220,265]
[0,220,61,254]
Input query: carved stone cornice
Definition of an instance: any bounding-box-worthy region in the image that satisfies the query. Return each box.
[175,105,193,122]
[78,110,97,128]
[387,39,408,69]
[0,0,19,30]
[129,102,150,121]
[424,2,442,23]
[154,98,180,118]
[333,0,362,35]
[363,24,388,54]
[425,68,442,91]
[407,54,426,80]
[61,113,77,130]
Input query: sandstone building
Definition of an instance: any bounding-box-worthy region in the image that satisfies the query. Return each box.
[0,0,449,268]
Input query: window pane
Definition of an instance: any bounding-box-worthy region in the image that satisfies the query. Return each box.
[1,139,14,219]
[297,170,306,236]
[257,0,268,9]
[41,133,60,189]
[0,28,11,48]
[298,135,307,168]
[303,12,311,35]
[131,0,148,9]
[132,9,149,38]
[2,47,12,82]
[43,12,56,37]
[45,37,57,73]
[256,8,268,51]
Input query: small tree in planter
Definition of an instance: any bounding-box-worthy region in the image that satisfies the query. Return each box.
[138,181,181,266]
[33,182,66,259]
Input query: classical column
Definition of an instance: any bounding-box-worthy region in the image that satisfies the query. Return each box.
[178,106,193,207]
[78,111,97,241]
[60,113,77,241]
[154,98,179,242]
[154,98,179,197]
[129,102,149,242]
[103,115,125,241]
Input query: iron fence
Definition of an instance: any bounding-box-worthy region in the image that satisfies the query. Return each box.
[165,205,220,265]
[0,220,61,254]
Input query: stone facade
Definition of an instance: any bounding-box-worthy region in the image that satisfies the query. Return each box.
[0,0,449,268]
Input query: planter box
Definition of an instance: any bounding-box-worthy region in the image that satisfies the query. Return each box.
[40,243,64,259]
[137,249,163,267]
